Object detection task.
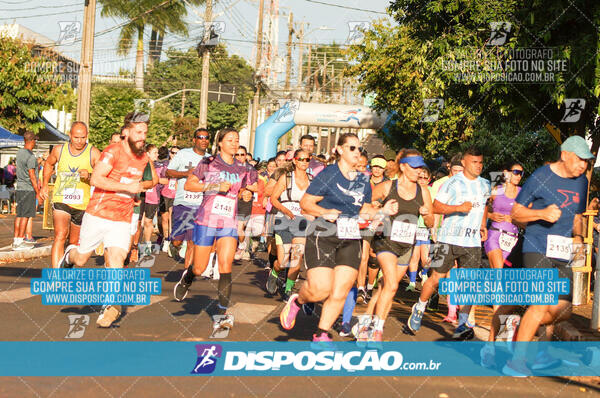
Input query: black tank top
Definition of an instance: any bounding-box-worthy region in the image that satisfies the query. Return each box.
[383,180,423,221]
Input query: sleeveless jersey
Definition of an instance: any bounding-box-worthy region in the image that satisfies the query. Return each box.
[52,143,94,210]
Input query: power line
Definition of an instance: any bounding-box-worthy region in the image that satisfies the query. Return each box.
[303,0,388,15]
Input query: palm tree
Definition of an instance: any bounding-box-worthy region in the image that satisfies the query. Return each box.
[99,0,205,91]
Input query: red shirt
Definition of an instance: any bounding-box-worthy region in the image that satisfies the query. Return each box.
[86,142,148,223]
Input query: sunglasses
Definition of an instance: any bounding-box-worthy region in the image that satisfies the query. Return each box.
[170,151,178,155]
[119,135,125,140]
[510,169,524,176]
[195,135,209,140]
[343,145,364,152]
[295,157,310,162]
[235,153,246,157]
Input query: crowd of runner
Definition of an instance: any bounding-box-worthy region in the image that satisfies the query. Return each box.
[42,111,597,377]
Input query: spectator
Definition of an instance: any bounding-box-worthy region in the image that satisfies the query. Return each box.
[13,132,40,250]
[4,158,16,188]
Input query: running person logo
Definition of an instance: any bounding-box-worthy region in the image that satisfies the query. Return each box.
[274,100,299,123]
[57,21,81,45]
[338,109,362,126]
[420,99,444,123]
[487,22,511,46]
[347,21,371,45]
[561,99,585,123]
[191,344,223,374]
[65,315,89,339]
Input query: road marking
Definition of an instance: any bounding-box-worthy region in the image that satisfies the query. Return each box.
[227,302,277,324]
[0,287,33,303]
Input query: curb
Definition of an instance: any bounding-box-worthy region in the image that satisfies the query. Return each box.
[0,245,51,262]
[554,320,584,341]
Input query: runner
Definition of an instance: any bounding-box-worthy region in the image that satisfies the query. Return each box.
[41,122,101,267]
[166,128,211,267]
[173,128,257,332]
[158,146,177,253]
[140,144,167,256]
[279,133,391,346]
[235,146,253,261]
[406,167,433,292]
[365,150,434,344]
[502,136,593,377]
[299,134,325,178]
[407,147,491,340]
[266,149,311,301]
[57,111,150,327]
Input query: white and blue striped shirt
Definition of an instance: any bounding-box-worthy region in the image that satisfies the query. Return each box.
[436,172,491,247]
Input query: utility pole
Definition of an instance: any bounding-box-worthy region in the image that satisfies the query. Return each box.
[284,12,293,93]
[249,0,265,154]
[180,84,186,117]
[306,43,312,98]
[198,0,213,128]
[76,0,96,126]
[296,22,304,98]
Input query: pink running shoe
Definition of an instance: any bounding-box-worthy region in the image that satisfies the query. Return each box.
[280,293,300,330]
[310,332,336,350]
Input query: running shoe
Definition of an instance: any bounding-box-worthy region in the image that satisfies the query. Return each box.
[234,249,242,261]
[408,303,424,333]
[279,293,300,330]
[57,244,77,268]
[168,241,178,258]
[302,302,315,317]
[12,241,29,251]
[502,359,531,377]
[339,322,352,338]
[480,345,496,369]
[129,248,139,264]
[162,240,169,253]
[353,315,373,344]
[427,293,439,312]
[24,237,36,244]
[405,282,417,292]
[241,251,251,261]
[452,324,475,340]
[504,314,521,353]
[174,269,192,301]
[443,314,457,323]
[265,270,278,295]
[213,314,234,330]
[420,270,429,284]
[96,305,121,328]
[310,332,336,351]
[368,330,383,350]
[531,350,561,370]
[357,288,367,304]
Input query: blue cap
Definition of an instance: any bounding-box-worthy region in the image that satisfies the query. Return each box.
[561,136,594,160]
[399,156,427,168]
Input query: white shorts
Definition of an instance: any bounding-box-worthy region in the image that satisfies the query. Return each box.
[246,214,265,237]
[78,213,132,253]
[130,213,140,236]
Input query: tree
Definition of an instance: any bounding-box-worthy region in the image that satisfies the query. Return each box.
[145,45,254,136]
[348,0,600,161]
[0,38,61,133]
[99,0,204,91]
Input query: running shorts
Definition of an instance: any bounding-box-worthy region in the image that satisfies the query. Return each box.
[193,224,237,247]
[130,213,140,235]
[429,242,482,274]
[523,252,573,301]
[159,196,174,214]
[171,204,198,242]
[484,228,517,260]
[143,203,159,219]
[304,219,362,270]
[375,245,414,266]
[78,213,131,253]
[237,199,252,219]
[53,202,84,226]
[245,214,265,237]
[16,190,36,218]
[274,215,308,245]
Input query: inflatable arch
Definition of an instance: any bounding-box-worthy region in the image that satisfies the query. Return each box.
[253,101,394,161]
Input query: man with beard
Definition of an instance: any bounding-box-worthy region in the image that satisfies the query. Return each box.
[58,112,152,328]
[41,122,101,267]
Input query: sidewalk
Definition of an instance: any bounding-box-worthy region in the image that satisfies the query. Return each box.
[0,213,52,263]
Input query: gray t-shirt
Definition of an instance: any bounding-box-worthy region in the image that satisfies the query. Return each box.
[16,148,37,191]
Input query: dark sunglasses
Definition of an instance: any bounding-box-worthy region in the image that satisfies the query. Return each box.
[170,151,178,155]
[510,169,524,176]
[119,135,125,140]
[195,134,209,140]
[235,153,246,157]
[344,145,364,152]
[295,157,310,162]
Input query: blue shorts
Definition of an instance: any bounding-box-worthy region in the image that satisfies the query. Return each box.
[193,224,238,247]
[415,240,430,246]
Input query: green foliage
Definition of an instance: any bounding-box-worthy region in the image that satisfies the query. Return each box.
[53,83,77,114]
[88,85,145,149]
[147,101,174,146]
[0,38,61,133]
[145,46,254,134]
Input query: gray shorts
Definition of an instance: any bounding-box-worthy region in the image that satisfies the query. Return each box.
[16,190,36,218]
[429,243,482,274]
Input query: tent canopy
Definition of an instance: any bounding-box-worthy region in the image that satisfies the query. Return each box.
[0,125,24,148]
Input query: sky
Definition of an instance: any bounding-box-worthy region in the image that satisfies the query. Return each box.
[0,0,394,85]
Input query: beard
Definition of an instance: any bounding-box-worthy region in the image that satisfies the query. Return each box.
[128,136,145,156]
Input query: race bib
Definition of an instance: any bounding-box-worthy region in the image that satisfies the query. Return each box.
[184,190,203,204]
[168,179,176,190]
[212,195,235,218]
[337,217,361,240]
[283,201,301,216]
[390,220,417,244]
[499,232,518,252]
[62,189,84,205]
[416,227,430,242]
[546,234,573,261]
